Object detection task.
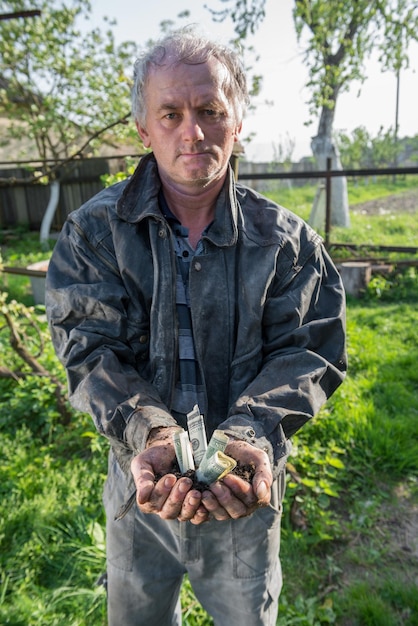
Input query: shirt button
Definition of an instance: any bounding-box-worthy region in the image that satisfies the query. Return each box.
[194,261,202,271]
[139,334,148,344]
[245,428,256,438]
[158,228,166,238]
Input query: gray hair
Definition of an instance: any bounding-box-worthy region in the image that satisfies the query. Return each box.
[131,26,250,126]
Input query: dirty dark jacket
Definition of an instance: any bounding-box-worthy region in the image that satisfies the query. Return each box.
[46,154,347,475]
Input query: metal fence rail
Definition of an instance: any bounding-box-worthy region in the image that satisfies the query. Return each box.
[239,160,418,247]
[1,156,417,255]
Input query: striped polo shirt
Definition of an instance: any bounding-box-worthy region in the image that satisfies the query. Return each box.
[159,193,207,428]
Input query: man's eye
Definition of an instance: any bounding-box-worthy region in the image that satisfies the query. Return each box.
[165,113,178,120]
[202,109,225,121]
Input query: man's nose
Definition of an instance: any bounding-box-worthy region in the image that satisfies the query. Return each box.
[182,114,204,142]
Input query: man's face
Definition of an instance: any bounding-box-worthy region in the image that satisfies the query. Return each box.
[137,57,242,192]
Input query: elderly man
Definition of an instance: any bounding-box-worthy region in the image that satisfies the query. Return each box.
[46,26,346,626]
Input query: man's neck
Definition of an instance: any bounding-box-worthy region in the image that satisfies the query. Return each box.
[161,176,225,249]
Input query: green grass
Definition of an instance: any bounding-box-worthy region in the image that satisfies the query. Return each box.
[266,174,418,209]
[346,174,418,203]
[1,180,418,625]
[265,176,418,250]
[332,210,418,248]
[278,286,418,625]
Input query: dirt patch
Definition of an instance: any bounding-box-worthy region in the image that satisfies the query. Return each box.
[383,485,418,581]
[336,483,418,594]
[351,189,418,215]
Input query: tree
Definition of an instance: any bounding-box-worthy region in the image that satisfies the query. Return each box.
[0,0,139,243]
[293,0,418,227]
[206,0,418,228]
[336,126,371,170]
[335,125,401,179]
[206,0,267,38]
[0,0,138,173]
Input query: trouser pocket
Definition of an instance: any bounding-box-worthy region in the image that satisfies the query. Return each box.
[103,450,135,572]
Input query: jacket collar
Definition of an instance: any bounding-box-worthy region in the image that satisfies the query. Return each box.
[116,152,239,248]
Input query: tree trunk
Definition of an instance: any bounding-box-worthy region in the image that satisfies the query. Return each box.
[40,179,60,250]
[309,105,350,229]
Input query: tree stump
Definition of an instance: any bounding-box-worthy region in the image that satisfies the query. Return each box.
[27,260,49,305]
[339,262,372,298]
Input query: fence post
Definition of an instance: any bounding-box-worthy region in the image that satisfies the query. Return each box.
[325,157,332,247]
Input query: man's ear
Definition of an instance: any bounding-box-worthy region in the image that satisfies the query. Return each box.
[234,121,243,142]
[136,121,151,148]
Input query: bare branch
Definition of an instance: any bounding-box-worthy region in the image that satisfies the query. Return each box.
[0,10,41,21]
[0,112,132,187]
[1,300,72,425]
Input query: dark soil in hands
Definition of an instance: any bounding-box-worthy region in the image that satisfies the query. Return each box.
[157,461,256,492]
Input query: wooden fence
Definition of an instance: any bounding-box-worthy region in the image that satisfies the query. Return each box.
[0,158,110,230]
[1,157,418,243]
[0,155,322,230]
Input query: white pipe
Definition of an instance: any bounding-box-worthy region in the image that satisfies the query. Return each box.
[40,179,60,248]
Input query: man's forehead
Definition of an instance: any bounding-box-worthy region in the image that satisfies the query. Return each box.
[148,56,229,85]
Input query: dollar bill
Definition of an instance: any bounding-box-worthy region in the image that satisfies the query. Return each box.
[173,429,195,473]
[198,429,229,467]
[187,405,208,467]
[195,450,237,484]
[196,429,230,479]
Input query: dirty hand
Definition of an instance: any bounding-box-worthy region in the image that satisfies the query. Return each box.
[200,439,272,522]
[130,427,208,524]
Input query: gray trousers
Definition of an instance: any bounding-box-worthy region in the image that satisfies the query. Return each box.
[103,451,285,626]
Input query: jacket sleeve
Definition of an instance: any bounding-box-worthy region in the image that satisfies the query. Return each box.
[46,217,178,466]
[218,240,347,473]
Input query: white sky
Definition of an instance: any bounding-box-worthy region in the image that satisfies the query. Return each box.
[87,0,418,161]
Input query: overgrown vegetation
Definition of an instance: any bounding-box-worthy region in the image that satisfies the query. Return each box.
[0,0,138,179]
[0,181,417,625]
